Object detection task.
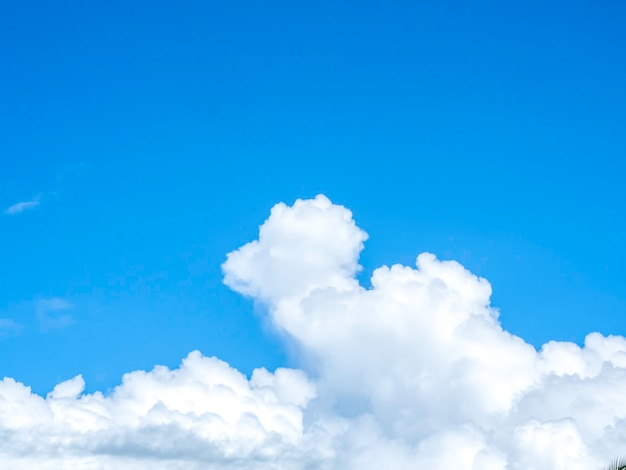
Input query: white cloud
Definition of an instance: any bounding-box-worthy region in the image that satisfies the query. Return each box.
[0,352,317,469]
[4,195,40,215]
[2,195,626,468]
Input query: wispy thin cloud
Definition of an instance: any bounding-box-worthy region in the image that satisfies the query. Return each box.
[0,318,21,336]
[4,195,41,215]
[3,162,85,216]
[36,298,74,331]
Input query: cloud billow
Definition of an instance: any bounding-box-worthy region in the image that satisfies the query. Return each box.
[2,195,626,468]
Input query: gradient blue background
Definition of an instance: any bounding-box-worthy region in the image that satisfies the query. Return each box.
[1,0,625,394]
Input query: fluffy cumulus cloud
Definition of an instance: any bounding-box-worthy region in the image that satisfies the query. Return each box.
[0,352,316,469]
[3,195,626,468]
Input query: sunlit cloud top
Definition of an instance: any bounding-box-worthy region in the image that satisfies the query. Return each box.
[1,196,625,469]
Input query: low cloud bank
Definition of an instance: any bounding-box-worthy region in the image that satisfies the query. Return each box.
[2,195,626,468]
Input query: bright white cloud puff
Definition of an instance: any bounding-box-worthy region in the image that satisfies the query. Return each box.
[2,195,626,469]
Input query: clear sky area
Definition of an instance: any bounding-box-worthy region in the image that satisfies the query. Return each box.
[1,2,625,468]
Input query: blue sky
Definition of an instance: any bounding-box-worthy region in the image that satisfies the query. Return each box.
[1,0,625,402]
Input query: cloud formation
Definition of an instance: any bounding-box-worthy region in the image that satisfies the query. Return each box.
[4,195,40,215]
[36,298,74,330]
[2,195,626,468]
[0,352,316,469]
[0,318,20,336]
